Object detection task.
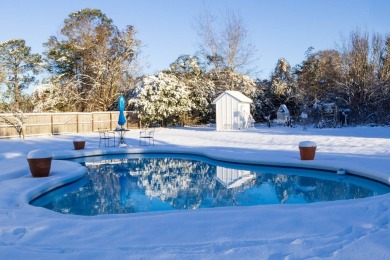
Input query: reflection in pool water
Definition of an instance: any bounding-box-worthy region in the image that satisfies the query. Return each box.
[31,154,390,216]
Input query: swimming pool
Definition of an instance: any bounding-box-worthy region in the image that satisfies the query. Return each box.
[31,154,390,216]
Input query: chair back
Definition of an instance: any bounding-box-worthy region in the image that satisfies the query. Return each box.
[146,129,154,137]
[140,128,154,137]
[98,128,109,138]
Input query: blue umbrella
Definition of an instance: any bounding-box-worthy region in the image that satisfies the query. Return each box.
[118,94,127,128]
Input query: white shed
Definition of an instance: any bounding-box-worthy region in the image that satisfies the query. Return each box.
[212,90,253,131]
[275,104,290,124]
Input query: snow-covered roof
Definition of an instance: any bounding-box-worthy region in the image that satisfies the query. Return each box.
[278,104,290,114]
[212,90,253,104]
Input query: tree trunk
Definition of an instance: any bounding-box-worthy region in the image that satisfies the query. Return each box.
[14,70,19,110]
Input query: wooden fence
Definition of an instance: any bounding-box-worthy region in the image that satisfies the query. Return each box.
[0,111,139,138]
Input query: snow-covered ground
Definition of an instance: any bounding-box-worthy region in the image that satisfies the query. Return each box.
[0,125,389,259]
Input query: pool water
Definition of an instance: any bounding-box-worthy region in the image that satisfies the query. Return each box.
[31,154,390,216]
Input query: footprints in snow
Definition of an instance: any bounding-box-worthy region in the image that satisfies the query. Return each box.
[0,227,27,245]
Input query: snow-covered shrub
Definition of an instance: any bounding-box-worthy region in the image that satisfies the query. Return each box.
[0,110,27,139]
[132,72,193,127]
[31,82,79,112]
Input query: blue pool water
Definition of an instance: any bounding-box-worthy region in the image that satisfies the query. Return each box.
[31,154,390,216]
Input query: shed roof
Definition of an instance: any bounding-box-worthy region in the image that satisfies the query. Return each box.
[278,104,290,114]
[212,90,253,104]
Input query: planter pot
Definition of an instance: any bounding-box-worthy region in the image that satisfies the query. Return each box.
[73,141,86,150]
[27,158,52,177]
[73,137,86,150]
[27,150,53,177]
[299,141,317,160]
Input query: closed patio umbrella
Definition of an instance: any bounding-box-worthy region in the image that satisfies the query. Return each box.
[118,94,127,128]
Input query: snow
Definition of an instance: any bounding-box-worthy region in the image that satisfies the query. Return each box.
[73,137,85,142]
[26,149,53,159]
[1,125,390,259]
[299,141,317,147]
[212,90,253,104]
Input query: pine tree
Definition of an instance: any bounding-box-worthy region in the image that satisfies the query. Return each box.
[0,39,41,110]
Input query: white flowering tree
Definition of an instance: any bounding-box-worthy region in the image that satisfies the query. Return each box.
[133,72,193,127]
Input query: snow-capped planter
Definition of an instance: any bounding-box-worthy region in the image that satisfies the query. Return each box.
[26,149,53,177]
[73,137,86,150]
[298,141,317,160]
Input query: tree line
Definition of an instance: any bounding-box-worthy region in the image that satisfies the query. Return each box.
[1,8,389,127]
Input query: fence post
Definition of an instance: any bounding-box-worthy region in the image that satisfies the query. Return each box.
[92,113,94,132]
[110,112,113,130]
[77,113,79,133]
[51,114,54,135]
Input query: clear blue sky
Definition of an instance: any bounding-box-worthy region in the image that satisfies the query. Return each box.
[1,0,389,80]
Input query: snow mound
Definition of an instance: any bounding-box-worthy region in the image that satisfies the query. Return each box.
[26,149,52,159]
[298,141,317,147]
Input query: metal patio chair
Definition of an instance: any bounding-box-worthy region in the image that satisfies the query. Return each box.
[98,128,116,147]
[139,129,155,146]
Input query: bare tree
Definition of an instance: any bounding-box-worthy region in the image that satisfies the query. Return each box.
[295,31,390,124]
[339,30,385,123]
[0,110,27,139]
[222,11,256,73]
[194,9,257,75]
[194,9,221,71]
[296,48,344,105]
[379,36,390,81]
